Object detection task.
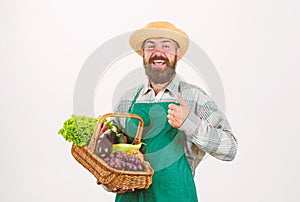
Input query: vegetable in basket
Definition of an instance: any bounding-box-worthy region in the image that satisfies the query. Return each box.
[112,143,144,153]
[95,131,143,158]
[95,129,116,157]
[57,115,121,147]
[102,151,145,171]
[58,114,147,172]
[58,115,100,146]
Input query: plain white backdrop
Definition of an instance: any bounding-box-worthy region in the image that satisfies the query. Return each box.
[1,0,300,202]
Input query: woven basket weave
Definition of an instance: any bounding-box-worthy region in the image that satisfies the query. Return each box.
[71,113,154,191]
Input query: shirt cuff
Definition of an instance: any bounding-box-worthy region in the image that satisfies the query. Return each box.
[179,111,202,135]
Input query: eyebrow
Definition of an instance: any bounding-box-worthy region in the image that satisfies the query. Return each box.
[142,39,179,48]
[145,41,155,44]
[145,40,172,44]
[161,40,173,43]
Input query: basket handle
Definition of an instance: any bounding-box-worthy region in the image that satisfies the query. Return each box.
[87,113,144,153]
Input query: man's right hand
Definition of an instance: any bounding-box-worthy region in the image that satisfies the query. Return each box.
[111,186,135,194]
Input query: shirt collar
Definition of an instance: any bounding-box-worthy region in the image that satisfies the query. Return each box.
[142,74,181,96]
[165,74,181,96]
[142,82,152,94]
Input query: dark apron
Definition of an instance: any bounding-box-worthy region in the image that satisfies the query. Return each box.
[115,88,198,202]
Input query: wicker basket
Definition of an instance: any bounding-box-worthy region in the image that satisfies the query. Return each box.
[71,113,154,191]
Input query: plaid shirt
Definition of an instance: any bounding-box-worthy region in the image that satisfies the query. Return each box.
[114,74,237,175]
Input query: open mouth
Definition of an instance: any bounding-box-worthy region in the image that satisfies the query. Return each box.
[152,59,166,67]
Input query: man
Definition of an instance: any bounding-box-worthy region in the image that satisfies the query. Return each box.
[112,21,237,202]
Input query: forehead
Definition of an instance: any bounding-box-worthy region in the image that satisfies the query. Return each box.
[144,37,177,44]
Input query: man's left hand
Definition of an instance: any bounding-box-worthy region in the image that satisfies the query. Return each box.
[167,94,190,128]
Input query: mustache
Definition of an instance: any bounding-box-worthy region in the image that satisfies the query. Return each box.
[148,55,170,64]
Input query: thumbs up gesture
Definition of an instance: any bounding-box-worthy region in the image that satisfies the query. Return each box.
[167,94,190,128]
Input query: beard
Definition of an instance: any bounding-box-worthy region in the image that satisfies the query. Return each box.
[143,55,177,84]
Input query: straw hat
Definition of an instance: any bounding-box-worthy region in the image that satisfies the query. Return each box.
[129,21,189,57]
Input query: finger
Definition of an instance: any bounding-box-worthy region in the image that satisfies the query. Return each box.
[167,114,172,120]
[168,118,179,128]
[168,109,177,117]
[122,186,128,191]
[177,93,187,106]
[111,186,127,193]
[169,105,180,115]
[167,114,175,121]
[168,119,173,126]
[120,186,128,193]
[168,103,177,110]
[168,114,179,123]
[116,187,127,194]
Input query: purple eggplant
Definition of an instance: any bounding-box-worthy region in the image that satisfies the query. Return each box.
[95,136,112,158]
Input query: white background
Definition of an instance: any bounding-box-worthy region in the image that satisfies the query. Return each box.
[1,0,300,202]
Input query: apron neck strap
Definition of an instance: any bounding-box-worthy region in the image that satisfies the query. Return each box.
[128,86,144,113]
[130,78,182,108]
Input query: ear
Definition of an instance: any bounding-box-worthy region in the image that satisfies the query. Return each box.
[176,48,181,60]
[141,49,144,57]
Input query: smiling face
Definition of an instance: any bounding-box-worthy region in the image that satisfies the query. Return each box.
[142,38,180,84]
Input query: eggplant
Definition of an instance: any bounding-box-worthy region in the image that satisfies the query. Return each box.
[100,129,117,143]
[95,133,113,158]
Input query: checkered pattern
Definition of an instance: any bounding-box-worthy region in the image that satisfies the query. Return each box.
[114,74,237,175]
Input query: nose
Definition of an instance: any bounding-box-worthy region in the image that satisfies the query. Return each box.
[154,45,165,52]
[151,48,165,57]
[152,50,163,56]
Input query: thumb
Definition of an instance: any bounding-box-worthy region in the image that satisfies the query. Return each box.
[177,93,187,106]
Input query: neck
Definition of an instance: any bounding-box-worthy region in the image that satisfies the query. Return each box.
[150,74,176,95]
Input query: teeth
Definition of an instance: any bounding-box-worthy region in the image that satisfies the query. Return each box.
[153,60,165,63]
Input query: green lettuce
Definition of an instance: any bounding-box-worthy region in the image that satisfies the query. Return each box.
[58,115,100,146]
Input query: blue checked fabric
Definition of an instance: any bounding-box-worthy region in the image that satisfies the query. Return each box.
[113,74,237,175]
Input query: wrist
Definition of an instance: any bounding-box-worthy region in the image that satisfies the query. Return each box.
[179,111,201,134]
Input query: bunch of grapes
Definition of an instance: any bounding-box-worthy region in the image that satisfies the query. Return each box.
[101,151,145,172]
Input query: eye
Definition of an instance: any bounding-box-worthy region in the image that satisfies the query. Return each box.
[145,44,155,49]
[162,44,170,49]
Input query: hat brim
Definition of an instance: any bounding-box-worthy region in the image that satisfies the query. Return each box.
[129,28,189,58]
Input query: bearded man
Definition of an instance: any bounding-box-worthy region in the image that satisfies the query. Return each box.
[111,21,237,202]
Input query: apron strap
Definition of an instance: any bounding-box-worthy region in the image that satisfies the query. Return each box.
[130,78,183,111]
[128,85,144,113]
